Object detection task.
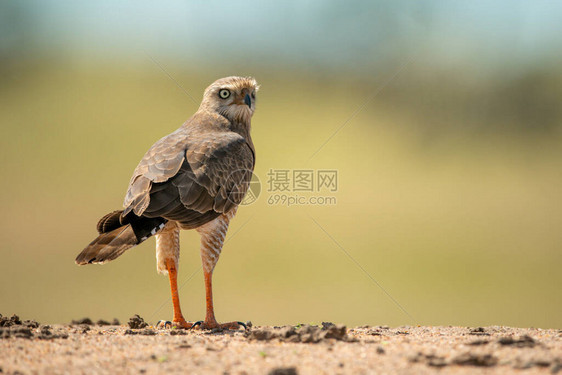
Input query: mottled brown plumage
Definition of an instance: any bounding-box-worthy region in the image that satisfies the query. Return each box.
[76,76,258,330]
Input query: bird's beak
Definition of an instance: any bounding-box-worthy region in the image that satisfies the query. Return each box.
[244,93,252,108]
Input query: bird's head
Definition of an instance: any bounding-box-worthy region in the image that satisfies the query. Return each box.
[199,76,259,124]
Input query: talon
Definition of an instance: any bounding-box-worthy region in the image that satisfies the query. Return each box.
[156,319,193,329]
[157,320,172,329]
[191,321,203,329]
[237,321,248,330]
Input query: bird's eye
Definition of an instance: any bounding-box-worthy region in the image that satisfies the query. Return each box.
[251,92,255,99]
[219,89,230,99]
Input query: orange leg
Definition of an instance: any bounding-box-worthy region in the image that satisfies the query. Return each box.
[203,269,218,326]
[161,258,192,329]
[193,270,244,330]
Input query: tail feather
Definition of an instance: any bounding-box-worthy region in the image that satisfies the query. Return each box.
[76,211,167,265]
[96,210,124,234]
[76,225,137,264]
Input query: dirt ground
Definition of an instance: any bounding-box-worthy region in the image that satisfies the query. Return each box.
[1,314,561,375]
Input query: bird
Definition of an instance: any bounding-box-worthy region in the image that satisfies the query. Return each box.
[75,76,258,330]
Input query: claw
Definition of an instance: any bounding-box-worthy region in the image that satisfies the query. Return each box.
[191,321,203,329]
[157,320,172,329]
[157,319,193,329]
[237,321,248,330]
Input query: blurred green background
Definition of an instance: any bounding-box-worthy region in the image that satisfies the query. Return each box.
[1,1,561,329]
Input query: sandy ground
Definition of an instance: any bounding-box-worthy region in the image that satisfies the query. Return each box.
[1,314,561,375]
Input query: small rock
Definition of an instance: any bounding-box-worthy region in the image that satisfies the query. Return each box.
[468,327,490,336]
[467,339,489,346]
[124,328,156,336]
[128,315,148,329]
[268,367,297,375]
[0,315,22,327]
[530,360,551,368]
[247,324,348,343]
[280,326,297,338]
[452,353,498,367]
[395,331,409,335]
[71,318,94,325]
[498,335,536,348]
[22,320,39,329]
[37,325,68,340]
[247,329,274,341]
[10,327,33,339]
[322,325,347,340]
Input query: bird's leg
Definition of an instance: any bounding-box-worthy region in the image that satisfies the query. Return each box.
[197,269,242,330]
[164,258,193,329]
[155,223,193,329]
[202,269,219,327]
[193,212,246,331]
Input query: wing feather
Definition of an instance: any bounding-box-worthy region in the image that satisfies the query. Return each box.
[123,119,254,229]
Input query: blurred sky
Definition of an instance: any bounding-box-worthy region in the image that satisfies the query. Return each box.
[2,0,562,74]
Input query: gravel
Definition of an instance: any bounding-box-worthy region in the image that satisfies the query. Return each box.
[0,314,561,374]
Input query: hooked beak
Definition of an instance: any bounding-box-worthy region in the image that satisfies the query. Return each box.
[244,93,252,108]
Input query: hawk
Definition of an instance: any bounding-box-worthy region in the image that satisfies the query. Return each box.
[76,76,258,330]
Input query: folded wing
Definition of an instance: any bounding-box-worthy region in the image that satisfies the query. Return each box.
[123,128,254,229]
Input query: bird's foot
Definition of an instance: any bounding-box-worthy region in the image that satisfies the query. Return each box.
[156,319,194,330]
[192,320,247,331]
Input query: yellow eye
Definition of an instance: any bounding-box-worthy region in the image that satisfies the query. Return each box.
[219,89,230,99]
